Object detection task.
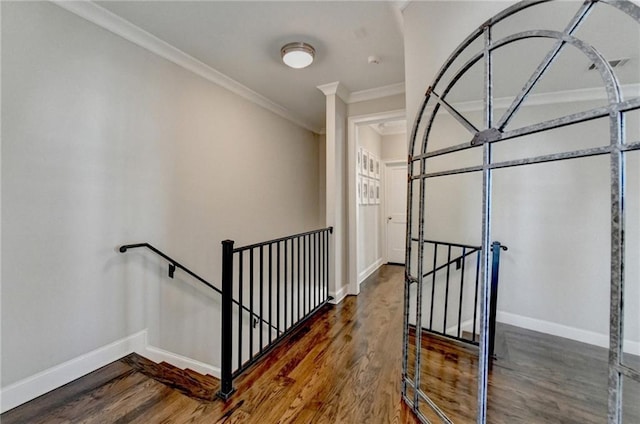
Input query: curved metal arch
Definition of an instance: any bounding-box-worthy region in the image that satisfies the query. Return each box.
[415,29,623,159]
[403,1,640,423]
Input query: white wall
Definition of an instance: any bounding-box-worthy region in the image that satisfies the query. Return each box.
[357,126,383,279]
[381,132,407,162]
[2,0,319,393]
[403,1,639,351]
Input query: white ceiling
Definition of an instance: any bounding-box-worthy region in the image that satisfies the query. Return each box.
[95,1,406,133]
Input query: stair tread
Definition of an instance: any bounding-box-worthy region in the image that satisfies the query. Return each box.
[123,353,219,402]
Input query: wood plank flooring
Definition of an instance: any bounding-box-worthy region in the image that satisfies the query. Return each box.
[1,265,418,424]
[408,320,640,423]
[3,265,637,423]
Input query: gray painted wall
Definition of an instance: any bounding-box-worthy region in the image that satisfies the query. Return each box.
[2,1,320,387]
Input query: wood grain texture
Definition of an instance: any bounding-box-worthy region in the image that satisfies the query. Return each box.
[1,265,417,424]
[4,265,635,423]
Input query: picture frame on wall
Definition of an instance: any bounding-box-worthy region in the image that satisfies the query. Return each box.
[369,178,375,204]
[362,178,369,204]
[357,148,362,172]
[375,181,380,204]
[357,176,363,205]
[362,149,369,176]
[369,154,375,176]
[374,158,381,179]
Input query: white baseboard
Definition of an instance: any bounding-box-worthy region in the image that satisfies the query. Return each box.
[1,330,147,413]
[329,285,348,304]
[138,345,220,379]
[358,258,384,285]
[0,330,223,414]
[497,311,640,355]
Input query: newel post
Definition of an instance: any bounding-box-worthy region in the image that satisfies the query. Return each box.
[489,241,507,359]
[218,239,235,400]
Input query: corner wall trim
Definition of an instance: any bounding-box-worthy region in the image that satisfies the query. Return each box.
[51,0,318,133]
[358,258,384,285]
[329,286,348,305]
[139,345,220,379]
[0,330,147,413]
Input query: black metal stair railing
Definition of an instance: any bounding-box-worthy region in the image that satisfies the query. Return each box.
[218,227,333,399]
[410,238,507,356]
[118,243,277,333]
[119,226,333,401]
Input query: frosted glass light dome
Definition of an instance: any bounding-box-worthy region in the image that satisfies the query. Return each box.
[281,42,315,69]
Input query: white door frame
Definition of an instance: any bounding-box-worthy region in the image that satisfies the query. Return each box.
[347,109,405,296]
[382,160,408,265]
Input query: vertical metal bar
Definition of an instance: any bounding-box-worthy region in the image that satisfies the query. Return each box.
[284,239,288,330]
[277,241,281,337]
[472,250,481,342]
[489,242,502,358]
[413,122,432,411]
[308,234,312,312]
[269,244,273,344]
[249,248,254,361]
[238,251,243,371]
[326,230,330,300]
[429,243,438,330]
[316,233,319,308]
[291,238,295,324]
[218,240,235,400]
[608,107,625,424]
[443,245,452,333]
[477,24,494,424]
[259,246,264,352]
[457,247,467,338]
[402,172,415,398]
[297,236,301,321]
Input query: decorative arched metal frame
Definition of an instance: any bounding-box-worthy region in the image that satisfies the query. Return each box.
[402,1,640,423]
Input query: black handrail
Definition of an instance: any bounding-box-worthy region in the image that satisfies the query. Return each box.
[119,243,278,333]
[233,227,333,253]
[422,247,481,279]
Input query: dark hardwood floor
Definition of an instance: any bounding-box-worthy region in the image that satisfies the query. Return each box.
[1,265,418,424]
[3,265,637,423]
[408,319,640,423]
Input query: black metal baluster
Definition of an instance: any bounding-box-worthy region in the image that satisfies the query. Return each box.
[259,246,264,352]
[291,238,295,325]
[284,239,288,331]
[489,241,507,357]
[238,251,243,371]
[443,245,452,334]
[304,235,308,316]
[306,234,310,314]
[249,248,254,361]
[297,236,301,321]
[472,249,481,342]
[277,241,281,338]
[457,247,466,338]
[268,244,273,344]
[315,232,319,308]
[326,230,330,300]
[218,240,235,399]
[429,243,438,330]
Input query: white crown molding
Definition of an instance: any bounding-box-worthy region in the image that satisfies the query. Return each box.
[450,83,640,113]
[316,81,350,103]
[349,82,405,104]
[51,0,320,134]
[318,81,406,105]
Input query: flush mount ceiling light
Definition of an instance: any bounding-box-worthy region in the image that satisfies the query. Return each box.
[281,42,315,69]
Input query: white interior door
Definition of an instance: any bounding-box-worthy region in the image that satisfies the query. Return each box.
[385,163,407,264]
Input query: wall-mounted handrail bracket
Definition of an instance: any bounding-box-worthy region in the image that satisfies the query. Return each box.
[168,263,176,278]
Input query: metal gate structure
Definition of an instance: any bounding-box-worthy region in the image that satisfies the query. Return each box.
[402,1,640,423]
